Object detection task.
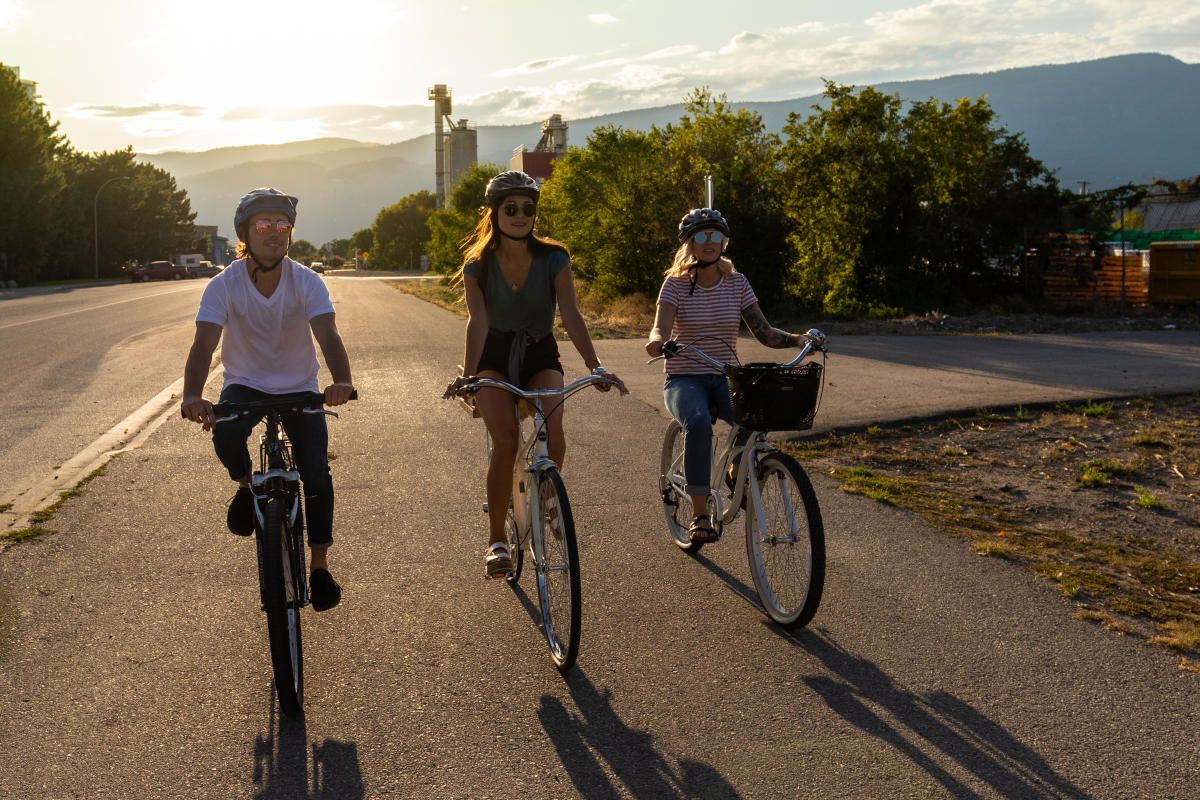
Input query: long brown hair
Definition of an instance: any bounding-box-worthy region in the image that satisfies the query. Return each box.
[453,206,569,289]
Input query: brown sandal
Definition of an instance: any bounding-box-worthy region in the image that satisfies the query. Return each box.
[688,516,720,544]
[485,542,514,579]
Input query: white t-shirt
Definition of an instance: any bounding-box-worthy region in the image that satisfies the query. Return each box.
[196,257,335,393]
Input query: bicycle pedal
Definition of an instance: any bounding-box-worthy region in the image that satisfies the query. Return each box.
[482,503,489,513]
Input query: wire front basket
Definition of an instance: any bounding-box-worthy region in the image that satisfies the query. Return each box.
[726,362,824,432]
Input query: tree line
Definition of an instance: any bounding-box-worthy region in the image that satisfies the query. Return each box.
[375,85,1156,317]
[0,65,196,284]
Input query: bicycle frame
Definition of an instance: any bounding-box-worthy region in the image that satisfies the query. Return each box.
[655,332,826,540]
[251,412,307,607]
[470,373,613,564]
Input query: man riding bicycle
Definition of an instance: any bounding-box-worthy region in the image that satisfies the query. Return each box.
[181,187,355,611]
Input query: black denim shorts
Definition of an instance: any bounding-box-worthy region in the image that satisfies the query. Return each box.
[477,330,563,386]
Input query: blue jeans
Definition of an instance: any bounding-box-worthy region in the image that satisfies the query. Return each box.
[663,374,748,497]
[211,384,335,548]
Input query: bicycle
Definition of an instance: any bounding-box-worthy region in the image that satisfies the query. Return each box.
[187,390,354,715]
[455,371,620,670]
[652,332,828,629]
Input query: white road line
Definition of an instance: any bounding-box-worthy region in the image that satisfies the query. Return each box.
[1,359,221,534]
[0,285,199,331]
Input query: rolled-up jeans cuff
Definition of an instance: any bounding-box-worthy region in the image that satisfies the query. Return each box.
[685,484,710,497]
[308,538,333,549]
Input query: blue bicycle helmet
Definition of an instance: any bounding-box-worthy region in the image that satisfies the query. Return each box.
[484,171,539,207]
[234,187,298,234]
[678,207,730,242]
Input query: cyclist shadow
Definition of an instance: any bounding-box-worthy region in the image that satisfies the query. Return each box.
[686,556,1092,798]
[252,688,365,800]
[505,582,742,798]
[785,629,1095,800]
[538,670,745,800]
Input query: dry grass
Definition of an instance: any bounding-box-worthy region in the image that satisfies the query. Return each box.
[784,395,1200,659]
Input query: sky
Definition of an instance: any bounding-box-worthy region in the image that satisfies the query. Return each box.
[2,0,1197,154]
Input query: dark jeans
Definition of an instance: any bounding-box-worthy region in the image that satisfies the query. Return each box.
[663,373,750,496]
[212,384,335,548]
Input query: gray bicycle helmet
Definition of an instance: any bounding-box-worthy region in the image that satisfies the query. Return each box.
[234,187,298,234]
[484,170,539,207]
[678,207,730,242]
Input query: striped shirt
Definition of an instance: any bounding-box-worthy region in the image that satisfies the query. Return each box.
[656,271,757,375]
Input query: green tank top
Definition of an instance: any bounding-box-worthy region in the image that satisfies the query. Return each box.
[464,248,569,338]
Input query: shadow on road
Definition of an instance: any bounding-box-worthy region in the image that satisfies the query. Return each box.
[252,687,365,800]
[687,549,1092,798]
[538,669,744,799]
[787,629,1094,800]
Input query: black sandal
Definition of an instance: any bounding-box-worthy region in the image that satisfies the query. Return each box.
[688,516,720,544]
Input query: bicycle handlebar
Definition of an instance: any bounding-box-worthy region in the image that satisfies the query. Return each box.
[454,373,617,405]
[181,390,358,423]
[650,328,827,369]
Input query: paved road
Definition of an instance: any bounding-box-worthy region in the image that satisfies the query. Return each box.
[1,276,1197,799]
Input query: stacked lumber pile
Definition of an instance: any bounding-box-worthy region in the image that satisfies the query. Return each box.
[1042,251,1147,307]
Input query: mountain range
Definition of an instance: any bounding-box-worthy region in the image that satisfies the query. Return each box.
[137,53,1200,246]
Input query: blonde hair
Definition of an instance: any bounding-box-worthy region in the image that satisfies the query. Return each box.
[664,240,736,278]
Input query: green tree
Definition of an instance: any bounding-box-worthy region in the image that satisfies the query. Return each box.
[539,91,792,307]
[351,227,373,254]
[661,89,789,308]
[0,63,65,283]
[426,162,500,274]
[780,82,1059,314]
[50,147,195,279]
[289,239,317,262]
[371,190,436,269]
[538,125,678,300]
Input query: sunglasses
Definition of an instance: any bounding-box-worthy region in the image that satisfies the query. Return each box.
[502,201,537,218]
[253,220,293,235]
[693,230,725,244]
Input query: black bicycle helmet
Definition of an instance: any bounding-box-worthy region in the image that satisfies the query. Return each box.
[234,187,298,235]
[484,170,539,207]
[677,207,730,242]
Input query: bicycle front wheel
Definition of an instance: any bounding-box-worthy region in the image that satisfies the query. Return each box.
[660,421,702,552]
[260,496,304,715]
[745,453,825,629]
[534,468,580,670]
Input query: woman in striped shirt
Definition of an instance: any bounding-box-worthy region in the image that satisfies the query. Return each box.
[645,208,809,544]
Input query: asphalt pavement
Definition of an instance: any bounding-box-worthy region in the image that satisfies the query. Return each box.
[1,276,1197,799]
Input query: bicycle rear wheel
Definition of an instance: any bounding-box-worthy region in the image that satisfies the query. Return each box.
[660,421,703,552]
[259,496,304,715]
[534,468,580,670]
[745,453,825,629]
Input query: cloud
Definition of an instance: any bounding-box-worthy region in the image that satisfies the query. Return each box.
[579,56,633,70]
[719,31,774,55]
[780,21,830,35]
[492,55,579,77]
[640,45,697,60]
[588,13,618,24]
[69,103,207,119]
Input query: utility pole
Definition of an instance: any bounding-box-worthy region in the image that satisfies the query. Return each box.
[1077,180,1091,196]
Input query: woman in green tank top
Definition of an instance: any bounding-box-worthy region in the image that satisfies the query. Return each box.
[443,171,628,578]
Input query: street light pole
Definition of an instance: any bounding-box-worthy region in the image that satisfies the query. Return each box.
[94,176,132,279]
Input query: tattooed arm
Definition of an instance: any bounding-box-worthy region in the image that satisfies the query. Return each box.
[742,302,805,349]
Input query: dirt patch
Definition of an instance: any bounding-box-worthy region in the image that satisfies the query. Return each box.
[783,394,1200,668]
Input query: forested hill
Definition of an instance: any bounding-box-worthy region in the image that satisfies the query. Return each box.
[139,53,1199,245]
